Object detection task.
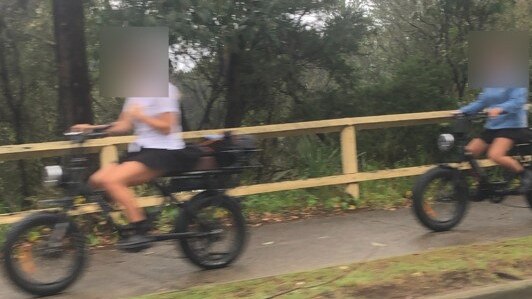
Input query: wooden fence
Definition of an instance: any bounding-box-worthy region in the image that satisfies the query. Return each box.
[0,110,464,224]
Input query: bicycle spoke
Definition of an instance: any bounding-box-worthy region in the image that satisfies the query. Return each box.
[10,224,78,285]
[423,177,458,222]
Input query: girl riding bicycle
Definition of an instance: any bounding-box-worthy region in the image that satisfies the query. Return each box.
[457,87,530,192]
[71,82,198,250]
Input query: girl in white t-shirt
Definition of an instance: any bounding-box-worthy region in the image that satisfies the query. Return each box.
[71,83,198,250]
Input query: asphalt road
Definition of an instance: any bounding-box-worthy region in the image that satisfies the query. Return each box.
[1,197,531,299]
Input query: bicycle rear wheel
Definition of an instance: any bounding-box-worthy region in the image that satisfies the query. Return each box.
[2,213,87,296]
[175,194,247,269]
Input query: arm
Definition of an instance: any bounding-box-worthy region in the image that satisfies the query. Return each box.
[494,88,528,114]
[71,99,135,134]
[133,111,177,135]
[128,90,181,135]
[105,112,133,136]
[459,91,488,115]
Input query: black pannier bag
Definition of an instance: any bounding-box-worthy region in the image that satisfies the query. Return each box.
[195,131,258,169]
[170,132,258,191]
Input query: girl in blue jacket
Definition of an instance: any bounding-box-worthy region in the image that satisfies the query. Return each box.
[458,87,531,191]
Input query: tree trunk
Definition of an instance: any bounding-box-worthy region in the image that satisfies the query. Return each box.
[52,0,92,133]
[224,52,246,128]
[0,16,30,199]
[179,102,190,132]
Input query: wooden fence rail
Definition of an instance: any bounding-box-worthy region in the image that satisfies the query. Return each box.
[0,110,458,225]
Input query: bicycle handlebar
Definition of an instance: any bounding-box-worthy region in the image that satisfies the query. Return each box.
[92,124,113,132]
[454,110,507,119]
[64,124,111,143]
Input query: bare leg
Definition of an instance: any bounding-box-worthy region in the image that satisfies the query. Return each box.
[465,138,489,158]
[96,162,162,222]
[88,163,119,189]
[487,138,523,173]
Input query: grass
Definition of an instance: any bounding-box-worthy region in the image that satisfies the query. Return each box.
[134,235,532,299]
[242,177,413,219]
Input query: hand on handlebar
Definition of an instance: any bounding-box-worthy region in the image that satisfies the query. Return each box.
[451,109,505,119]
[451,110,465,118]
[71,124,112,133]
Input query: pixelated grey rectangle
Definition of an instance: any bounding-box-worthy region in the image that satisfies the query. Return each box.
[468,31,529,89]
[100,27,169,97]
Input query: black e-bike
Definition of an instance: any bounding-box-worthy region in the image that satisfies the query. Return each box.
[2,129,258,296]
[412,112,532,232]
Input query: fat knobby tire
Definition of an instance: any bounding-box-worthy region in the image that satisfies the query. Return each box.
[2,213,87,296]
[175,195,247,269]
[412,167,469,232]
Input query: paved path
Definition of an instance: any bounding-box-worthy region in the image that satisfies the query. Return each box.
[1,197,531,299]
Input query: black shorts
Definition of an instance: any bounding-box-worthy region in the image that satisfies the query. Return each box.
[479,128,530,144]
[119,146,201,175]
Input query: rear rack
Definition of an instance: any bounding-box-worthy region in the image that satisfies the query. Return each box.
[169,165,260,179]
[37,197,74,209]
[163,164,261,192]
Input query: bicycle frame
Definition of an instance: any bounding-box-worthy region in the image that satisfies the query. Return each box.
[4,131,255,297]
[412,112,532,232]
[40,132,249,242]
[442,114,531,201]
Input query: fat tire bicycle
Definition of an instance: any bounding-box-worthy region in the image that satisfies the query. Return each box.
[412,112,532,232]
[2,129,258,296]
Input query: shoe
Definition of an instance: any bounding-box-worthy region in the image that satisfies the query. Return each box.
[519,170,532,194]
[117,233,153,252]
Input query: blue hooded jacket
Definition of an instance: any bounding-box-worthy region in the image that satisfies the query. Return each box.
[459,87,529,129]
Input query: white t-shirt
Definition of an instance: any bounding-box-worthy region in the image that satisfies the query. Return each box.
[123,83,185,151]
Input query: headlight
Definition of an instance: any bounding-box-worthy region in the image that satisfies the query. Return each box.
[437,134,455,151]
[43,165,63,187]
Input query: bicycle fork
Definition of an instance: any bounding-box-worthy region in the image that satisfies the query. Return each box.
[464,153,489,184]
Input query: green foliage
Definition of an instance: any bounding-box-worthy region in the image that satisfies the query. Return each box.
[155,206,180,233]
[0,0,528,213]
[291,136,341,179]
[243,187,361,215]
[243,190,316,214]
[360,178,412,209]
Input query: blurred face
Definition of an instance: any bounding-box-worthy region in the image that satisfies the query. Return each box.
[100,27,169,98]
[468,31,529,88]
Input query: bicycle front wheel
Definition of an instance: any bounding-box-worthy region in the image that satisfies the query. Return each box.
[412,167,469,232]
[2,213,87,296]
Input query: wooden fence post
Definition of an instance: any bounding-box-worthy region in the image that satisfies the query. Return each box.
[99,145,122,222]
[341,125,359,198]
[100,145,118,168]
